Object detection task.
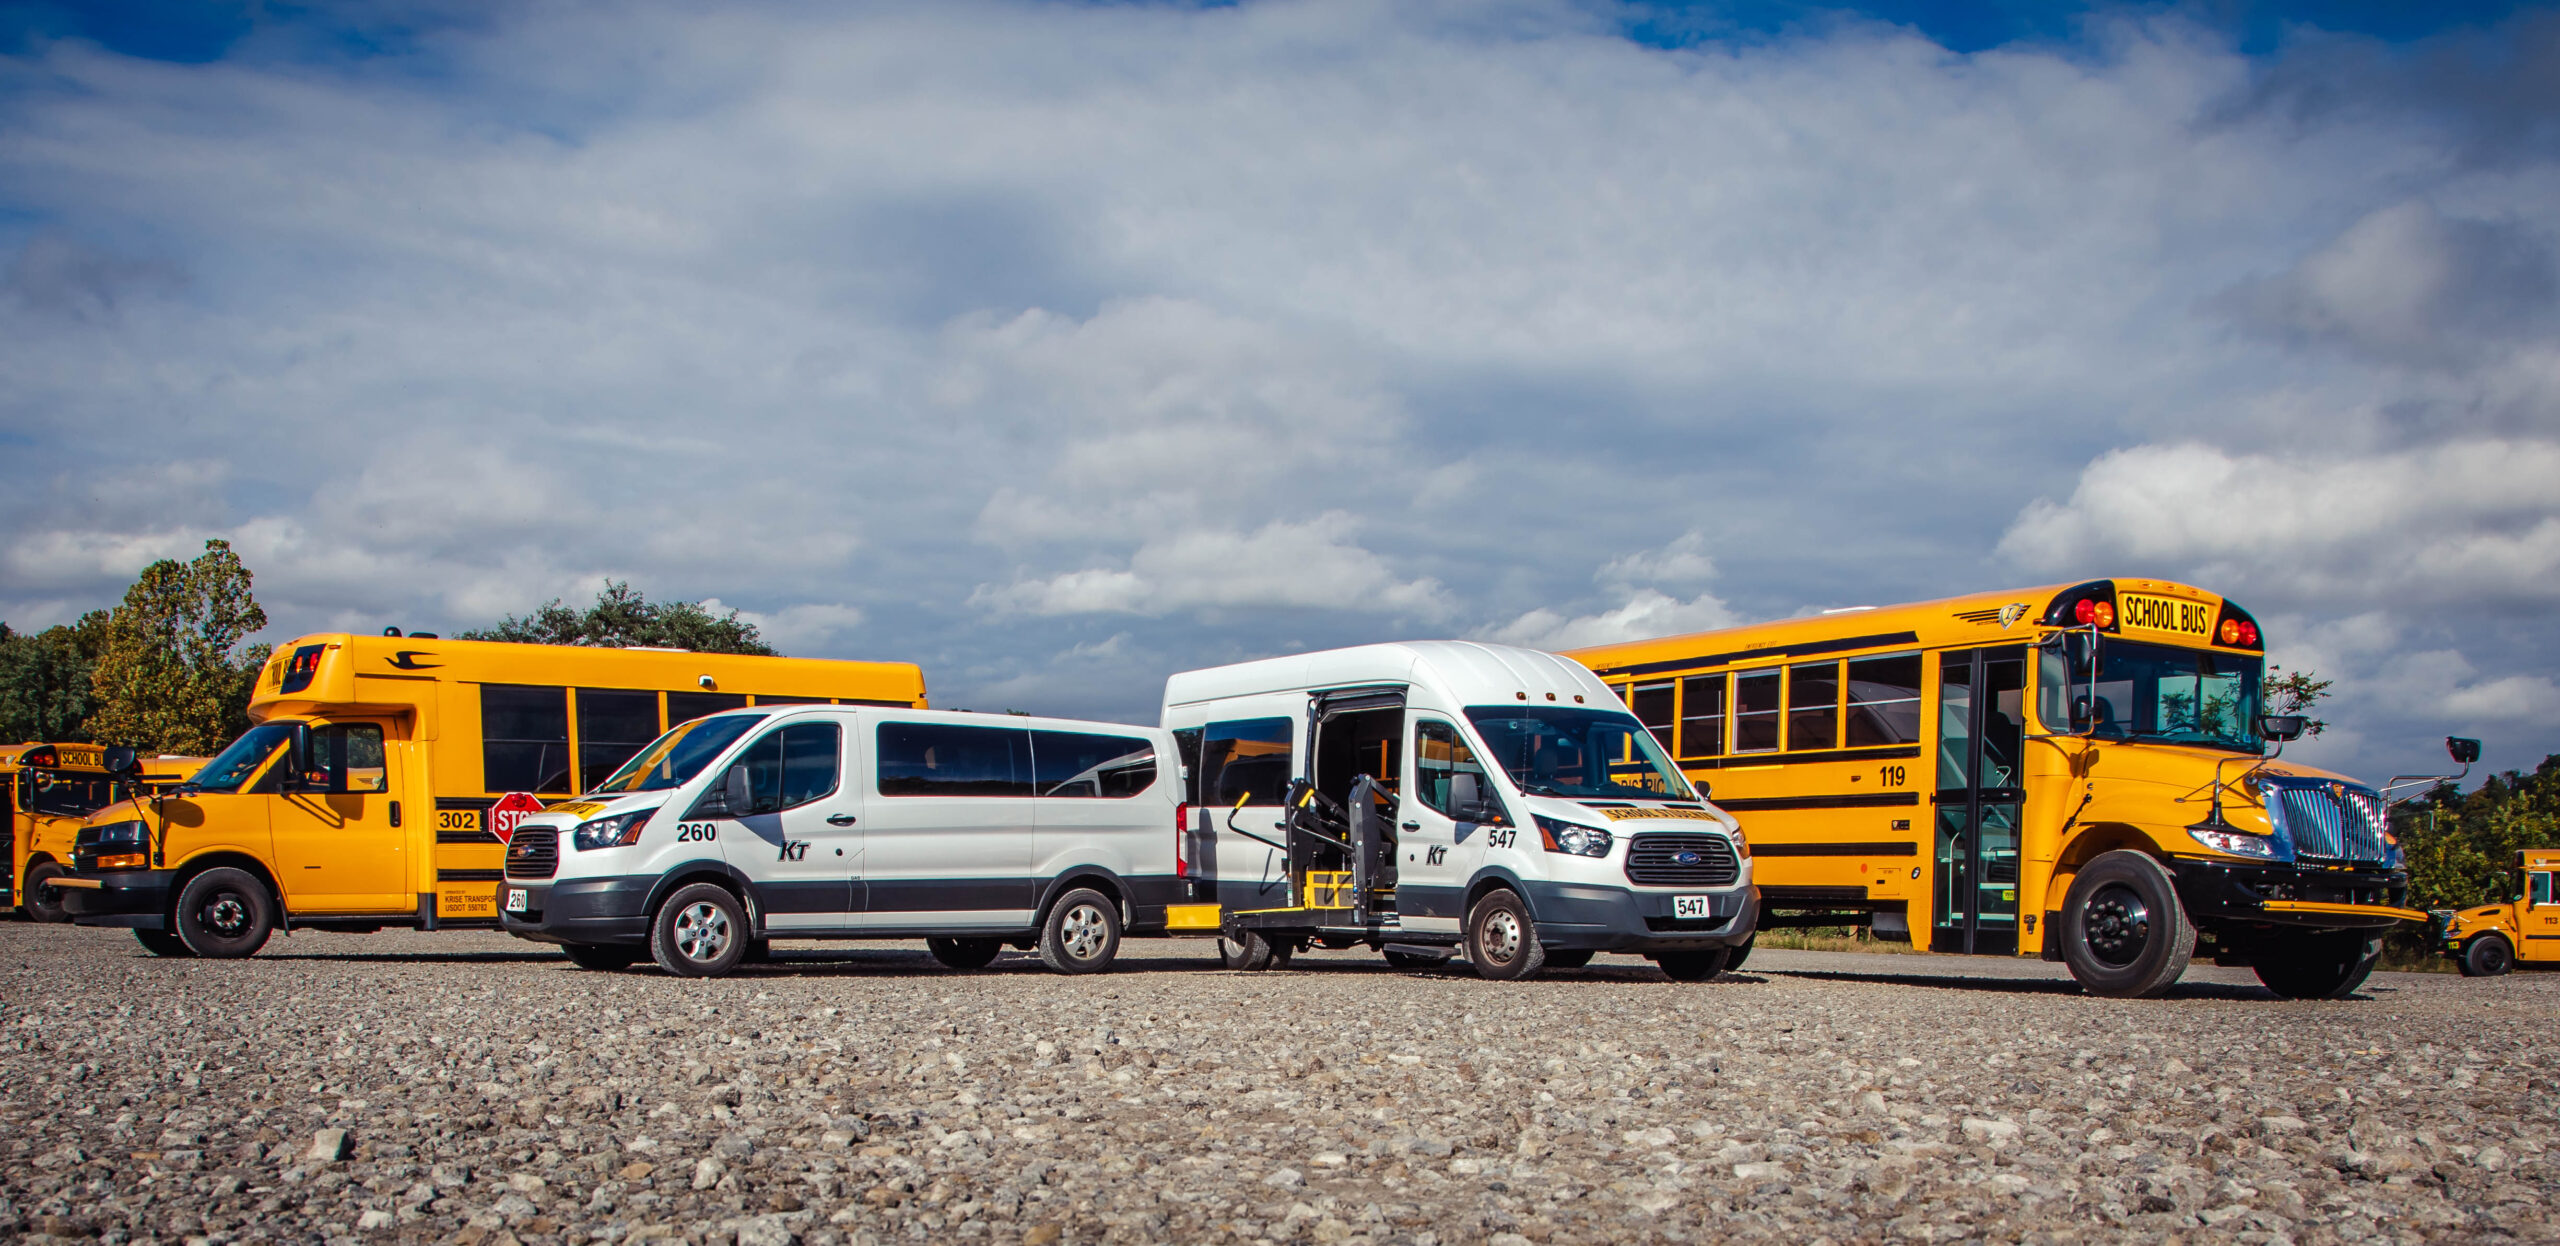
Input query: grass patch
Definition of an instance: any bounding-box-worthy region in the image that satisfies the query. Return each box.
[1752,926,1927,954]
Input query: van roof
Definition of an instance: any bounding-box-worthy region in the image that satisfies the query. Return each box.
[1162,640,1618,710]
[702,702,1165,738]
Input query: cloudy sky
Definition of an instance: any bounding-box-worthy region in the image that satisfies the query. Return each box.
[1,0,2553,783]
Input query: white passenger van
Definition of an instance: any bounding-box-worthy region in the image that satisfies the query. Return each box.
[1163,642,1759,980]
[498,704,1183,977]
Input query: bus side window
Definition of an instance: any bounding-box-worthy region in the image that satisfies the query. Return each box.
[1679,674,1724,759]
[1630,682,1674,753]
[1733,671,1780,752]
[2534,872,2554,908]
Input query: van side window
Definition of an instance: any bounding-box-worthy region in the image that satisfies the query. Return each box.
[877,723,1032,797]
[577,689,661,791]
[733,722,843,813]
[1202,717,1293,806]
[482,684,572,794]
[1414,720,1494,819]
[1031,731,1158,798]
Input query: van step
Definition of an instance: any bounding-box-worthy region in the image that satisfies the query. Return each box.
[1381,942,1456,961]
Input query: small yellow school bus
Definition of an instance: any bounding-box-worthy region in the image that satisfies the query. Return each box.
[2436,849,2560,977]
[1566,579,2431,999]
[56,633,926,957]
[5,744,202,921]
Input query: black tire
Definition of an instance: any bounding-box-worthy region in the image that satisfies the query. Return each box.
[2058,850,2194,999]
[1656,947,1730,982]
[1723,931,1756,972]
[928,937,1003,970]
[2253,929,2383,999]
[1465,890,1547,981]
[172,867,276,959]
[1221,929,1279,971]
[133,928,194,958]
[1382,948,1450,970]
[563,943,639,972]
[1542,948,1595,971]
[2460,933,2515,978]
[1038,889,1122,974]
[650,882,749,978]
[21,861,73,923]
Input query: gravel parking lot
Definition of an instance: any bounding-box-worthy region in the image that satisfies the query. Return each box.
[5,922,2554,1246]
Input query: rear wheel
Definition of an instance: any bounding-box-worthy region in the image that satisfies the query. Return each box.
[1465,890,1547,981]
[650,883,748,978]
[2253,929,2384,999]
[21,862,73,923]
[133,928,194,958]
[563,943,639,972]
[1038,889,1121,974]
[173,868,276,958]
[1542,948,1595,971]
[2059,851,2194,999]
[1656,947,1730,982]
[2461,933,2515,978]
[928,937,1003,970]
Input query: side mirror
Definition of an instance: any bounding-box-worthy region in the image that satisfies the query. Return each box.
[101,746,141,779]
[1694,779,1712,801]
[2258,715,2307,743]
[2448,737,2482,765]
[284,722,319,790]
[722,764,752,815]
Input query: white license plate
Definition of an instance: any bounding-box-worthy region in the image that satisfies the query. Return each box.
[1673,895,1712,920]
[504,888,530,913]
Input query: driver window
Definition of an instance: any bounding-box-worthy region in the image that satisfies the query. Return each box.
[1414,720,1494,820]
[2533,872,2554,908]
[735,721,843,814]
[300,724,389,794]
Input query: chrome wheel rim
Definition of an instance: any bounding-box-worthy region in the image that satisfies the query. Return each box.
[2084,885,2151,968]
[673,901,732,962]
[1480,908,1523,966]
[205,893,250,937]
[1060,904,1107,960]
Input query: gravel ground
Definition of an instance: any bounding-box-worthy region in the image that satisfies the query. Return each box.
[5,921,2555,1246]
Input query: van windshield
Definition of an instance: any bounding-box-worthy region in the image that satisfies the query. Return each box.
[589,713,767,794]
[1463,706,1698,802]
[189,722,299,794]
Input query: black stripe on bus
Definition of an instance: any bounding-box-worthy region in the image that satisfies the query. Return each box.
[1682,745,1923,769]
[1590,631,1923,679]
[436,797,499,812]
[438,831,501,844]
[1713,792,1921,812]
[438,869,505,882]
[1751,841,1920,857]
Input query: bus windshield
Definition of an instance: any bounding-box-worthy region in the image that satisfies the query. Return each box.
[2041,636,2264,752]
[1463,706,1698,801]
[588,713,767,794]
[189,722,299,794]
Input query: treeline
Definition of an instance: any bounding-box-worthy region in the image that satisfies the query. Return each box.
[0,543,772,756]
[2395,756,2560,911]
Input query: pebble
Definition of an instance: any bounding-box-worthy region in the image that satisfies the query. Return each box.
[3,924,2554,1242]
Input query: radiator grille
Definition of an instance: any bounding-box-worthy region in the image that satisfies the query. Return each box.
[2271,782,2391,864]
[1624,833,1740,887]
[504,826,560,880]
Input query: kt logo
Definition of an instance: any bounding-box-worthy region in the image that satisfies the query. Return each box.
[778,841,810,862]
[1426,845,1449,865]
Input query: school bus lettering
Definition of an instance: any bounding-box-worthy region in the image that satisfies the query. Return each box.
[2117,592,2213,639]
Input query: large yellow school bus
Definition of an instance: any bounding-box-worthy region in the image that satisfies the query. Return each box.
[57,633,926,958]
[5,744,203,920]
[1566,578,2431,999]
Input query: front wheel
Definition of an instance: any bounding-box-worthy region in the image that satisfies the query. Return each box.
[1465,890,1547,981]
[1038,889,1121,974]
[173,867,276,958]
[133,928,194,958]
[928,937,1004,970]
[2461,933,2516,978]
[563,943,639,972]
[650,883,749,978]
[1722,931,1756,972]
[2058,850,2194,999]
[2253,929,2383,999]
[1656,947,1730,982]
[21,862,73,923]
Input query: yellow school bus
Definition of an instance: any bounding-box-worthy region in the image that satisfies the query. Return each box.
[5,744,202,921]
[1566,578,2430,999]
[56,633,926,958]
[2435,849,2560,977]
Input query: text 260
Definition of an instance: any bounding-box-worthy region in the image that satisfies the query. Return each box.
[674,822,719,843]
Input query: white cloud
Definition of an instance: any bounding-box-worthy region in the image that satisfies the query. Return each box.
[698,599,866,653]
[973,514,1451,619]
[1475,588,1742,651]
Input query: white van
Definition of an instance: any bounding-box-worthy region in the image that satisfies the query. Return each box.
[497,705,1183,977]
[1163,641,1759,980]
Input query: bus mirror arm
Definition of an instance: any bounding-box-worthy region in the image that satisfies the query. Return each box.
[2380,737,2484,806]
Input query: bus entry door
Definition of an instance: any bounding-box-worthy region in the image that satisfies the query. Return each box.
[268,723,409,914]
[1932,648,2025,954]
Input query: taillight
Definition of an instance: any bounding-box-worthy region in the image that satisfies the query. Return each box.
[2239,621,2258,645]
[1174,802,1189,877]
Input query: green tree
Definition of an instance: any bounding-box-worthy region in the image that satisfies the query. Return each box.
[0,612,110,741]
[2394,756,2560,913]
[87,540,273,755]
[2265,665,2334,737]
[461,581,777,655]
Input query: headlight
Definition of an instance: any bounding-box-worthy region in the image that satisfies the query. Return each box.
[571,808,657,852]
[1730,824,1748,859]
[1533,816,1612,858]
[2189,827,2283,859]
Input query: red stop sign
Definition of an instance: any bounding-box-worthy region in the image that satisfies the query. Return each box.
[489,792,546,844]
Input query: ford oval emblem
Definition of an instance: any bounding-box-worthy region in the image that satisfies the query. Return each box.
[1673,851,1703,865]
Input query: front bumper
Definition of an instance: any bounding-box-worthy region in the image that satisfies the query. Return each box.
[60,870,174,929]
[2170,858,2422,931]
[496,874,654,947]
[1522,881,1759,952]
